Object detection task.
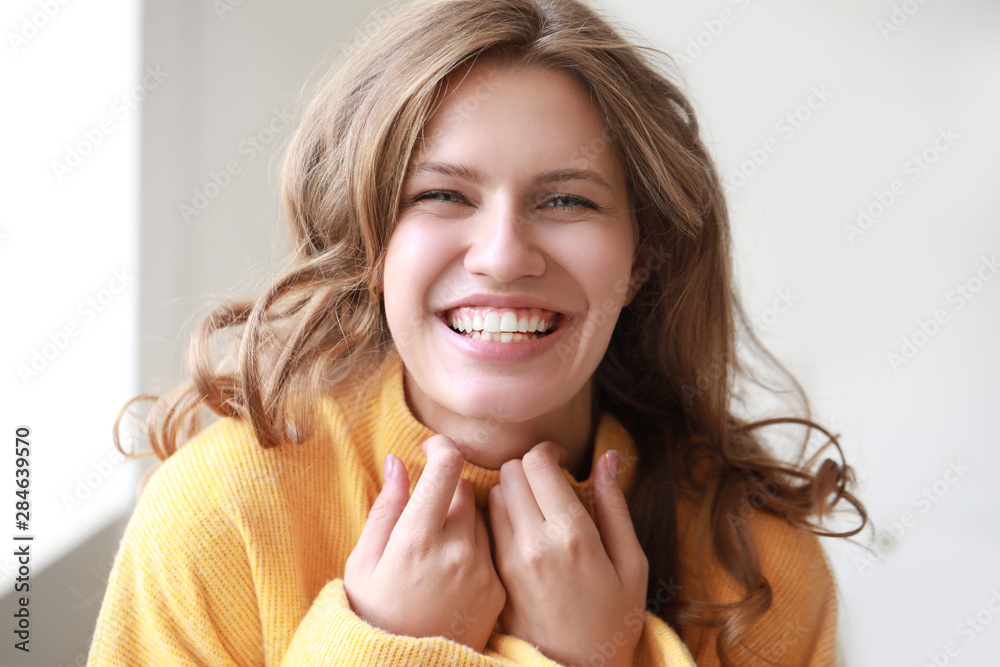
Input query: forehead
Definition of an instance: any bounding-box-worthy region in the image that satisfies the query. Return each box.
[412,61,623,181]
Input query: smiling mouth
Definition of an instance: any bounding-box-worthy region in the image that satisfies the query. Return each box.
[440,306,563,343]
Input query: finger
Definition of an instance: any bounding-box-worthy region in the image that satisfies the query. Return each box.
[593,450,644,573]
[497,458,544,535]
[521,441,585,522]
[486,485,513,577]
[487,484,513,551]
[353,453,411,569]
[445,477,477,537]
[474,508,495,566]
[400,435,466,531]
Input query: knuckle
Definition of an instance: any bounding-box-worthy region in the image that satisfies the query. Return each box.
[499,458,522,480]
[521,448,551,474]
[434,447,465,475]
[442,545,474,577]
[609,498,633,519]
[560,530,587,556]
[366,498,397,524]
[522,546,546,573]
[400,527,435,559]
[633,548,649,575]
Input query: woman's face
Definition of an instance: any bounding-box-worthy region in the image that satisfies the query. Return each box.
[383,61,639,441]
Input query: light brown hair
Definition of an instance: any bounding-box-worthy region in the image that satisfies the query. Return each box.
[118,0,865,663]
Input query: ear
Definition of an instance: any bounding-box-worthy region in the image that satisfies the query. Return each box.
[624,244,650,307]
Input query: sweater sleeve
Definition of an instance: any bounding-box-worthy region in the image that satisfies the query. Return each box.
[282,580,697,666]
[89,471,699,665]
[88,455,507,667]
[281,578,513,665]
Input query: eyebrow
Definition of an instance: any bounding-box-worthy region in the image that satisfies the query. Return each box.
[406,161,614,194]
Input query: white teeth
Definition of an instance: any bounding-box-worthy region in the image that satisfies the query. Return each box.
[500,311,518,333]
[460,330,540,343]
[446,308,559,340]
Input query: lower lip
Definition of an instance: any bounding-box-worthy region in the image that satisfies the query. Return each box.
[437,315,571,363]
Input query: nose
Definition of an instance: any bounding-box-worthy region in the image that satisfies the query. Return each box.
[463,198,546,282]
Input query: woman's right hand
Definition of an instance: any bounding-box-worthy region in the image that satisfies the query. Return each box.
[344,435,505,653]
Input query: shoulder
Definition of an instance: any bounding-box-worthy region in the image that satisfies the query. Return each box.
[675,492,838,665]
[743,512,839,663]
[131,395,359,544]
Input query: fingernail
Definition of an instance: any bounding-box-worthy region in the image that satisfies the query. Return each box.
[606,450,619,479]
[384,454,396,481]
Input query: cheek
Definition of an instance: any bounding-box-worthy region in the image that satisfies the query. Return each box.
[554,227,635,306]
[382,228,424,333]
[382,221,457,335]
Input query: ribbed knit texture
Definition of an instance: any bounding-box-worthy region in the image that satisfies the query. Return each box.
[89,349,837,666]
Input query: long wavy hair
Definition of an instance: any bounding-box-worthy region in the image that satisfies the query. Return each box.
[117,0,865,664]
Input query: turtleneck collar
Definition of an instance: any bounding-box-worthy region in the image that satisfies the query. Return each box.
[363,349,639,519]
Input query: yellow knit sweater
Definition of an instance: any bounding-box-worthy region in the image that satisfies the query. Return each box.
[89,350,838,666]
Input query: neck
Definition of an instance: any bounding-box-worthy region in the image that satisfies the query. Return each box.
[402,369,597,478]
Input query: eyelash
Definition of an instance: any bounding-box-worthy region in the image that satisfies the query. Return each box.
[411,189,600,211]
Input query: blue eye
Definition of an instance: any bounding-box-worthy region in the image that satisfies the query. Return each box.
[414,190,464,203]
[545,195,598,210]
[409,190,601,212]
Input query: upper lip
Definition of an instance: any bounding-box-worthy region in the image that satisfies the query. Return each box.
[437,293,567,317]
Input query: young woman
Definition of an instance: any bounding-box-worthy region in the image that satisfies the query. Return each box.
[90,0,865,665]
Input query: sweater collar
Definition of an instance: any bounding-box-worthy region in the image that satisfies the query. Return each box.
[367,349,638,517]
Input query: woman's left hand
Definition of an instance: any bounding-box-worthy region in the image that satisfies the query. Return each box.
[488,441,648,667]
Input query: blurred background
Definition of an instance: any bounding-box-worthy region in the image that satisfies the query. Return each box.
[1,0,997,664]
